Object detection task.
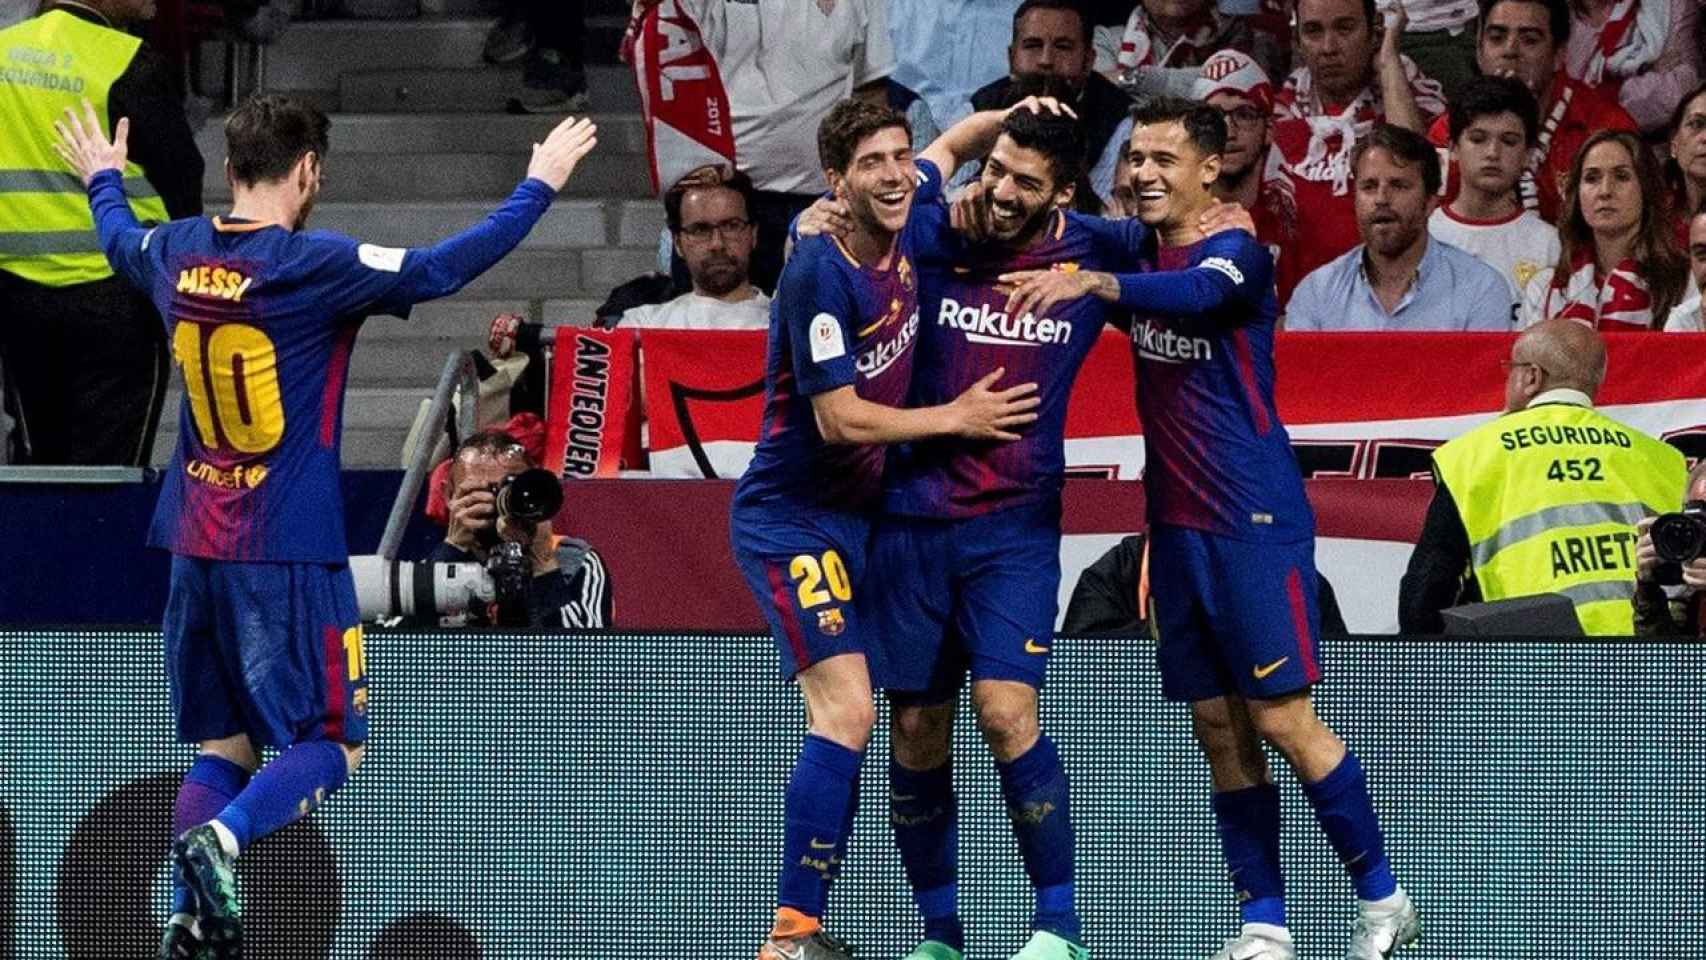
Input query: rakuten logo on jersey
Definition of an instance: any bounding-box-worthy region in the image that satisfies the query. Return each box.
[857,310,920,378]
[937,297,1072,347]
[1134,318,1213,364]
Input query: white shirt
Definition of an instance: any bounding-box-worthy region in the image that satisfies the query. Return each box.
[1428,206,1560,315]
[621,290,771,331]
[1665,291,1705,331]
[1376,0,1477,34]
[681,0,895,195]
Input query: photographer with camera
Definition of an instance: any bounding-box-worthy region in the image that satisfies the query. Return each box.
[1399,319,1686,635]
[431,429,610,629]
[1632,462,1706,638]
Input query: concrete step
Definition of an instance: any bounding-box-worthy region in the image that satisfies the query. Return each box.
[196,111,647,159]
[350,337,480,386]
[305,200,616,249]
[375,298,531,336]
[203,146,651,202]
[538,299,604,326]
[340,65,640,114]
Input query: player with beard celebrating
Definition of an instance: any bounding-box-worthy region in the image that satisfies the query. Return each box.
[732,98,1046,960]
[803,102,1250,960]
[1003,96,1419,960]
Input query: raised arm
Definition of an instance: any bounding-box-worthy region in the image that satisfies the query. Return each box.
[55,100,153,287]
[919,96,1077,180]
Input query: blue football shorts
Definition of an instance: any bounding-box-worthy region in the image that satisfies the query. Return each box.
[730,502,873,681]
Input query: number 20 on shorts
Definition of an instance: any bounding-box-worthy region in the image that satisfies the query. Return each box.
[789,551,852,609]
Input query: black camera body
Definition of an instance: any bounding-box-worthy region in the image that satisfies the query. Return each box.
[1651,500,1706,565]
[474,468,566,627]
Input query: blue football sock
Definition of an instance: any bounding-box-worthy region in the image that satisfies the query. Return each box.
[1212,783,1287,928]
[996,735,1079,943]
[778,734,864,919]
[1300,751,1398,901]
[821,772,859,921]
[171,755,250,913]
[890,758,962,950]
[216,740,349,854]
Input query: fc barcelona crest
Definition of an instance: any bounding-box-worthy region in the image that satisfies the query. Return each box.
[817,608,846,637]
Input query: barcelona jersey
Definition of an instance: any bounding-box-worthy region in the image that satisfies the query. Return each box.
[86,170,556,562]
[734,163,942,513]
[885,169,1150,519]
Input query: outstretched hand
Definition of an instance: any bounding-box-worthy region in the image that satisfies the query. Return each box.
[52,98,128,187]
[526,116,599,191]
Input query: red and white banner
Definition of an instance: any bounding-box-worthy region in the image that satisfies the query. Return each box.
[629,0,738,195]
[634,331,1706,479]
[543,328,636,480]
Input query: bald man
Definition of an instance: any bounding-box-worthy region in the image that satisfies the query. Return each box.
[1399,319,1687,635]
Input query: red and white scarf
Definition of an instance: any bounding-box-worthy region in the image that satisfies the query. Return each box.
[1544,250,1655,331]
[1117,6,1240,72]
[1271,58,1446,195]
[1579,0,1669,85]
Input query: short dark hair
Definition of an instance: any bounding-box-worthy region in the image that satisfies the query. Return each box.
[224,94,330,187]
[1477,0,1570,48]
[1448,75,1540,145]
[999,104,1088,189]
[663,169,756,233]
[817,99,911,175]
[1297,0,1379,35]
[1129,96,1228,159]
[1350,123,1443,196]
[1013,0,1092,44]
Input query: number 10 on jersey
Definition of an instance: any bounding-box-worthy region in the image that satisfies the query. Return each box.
[172,321,286,454]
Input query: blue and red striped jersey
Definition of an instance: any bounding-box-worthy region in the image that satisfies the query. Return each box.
[735,163,941,512]
[85,171,555,562]
[884,192,1150,519]
[1122,230,1314,541]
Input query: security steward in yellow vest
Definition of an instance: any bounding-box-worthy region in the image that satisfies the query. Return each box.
[1399,319,1686,636]
[0,0,203,465]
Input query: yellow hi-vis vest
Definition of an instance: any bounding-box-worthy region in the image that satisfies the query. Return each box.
[0,10,170,286]
[1433,400,1686,636]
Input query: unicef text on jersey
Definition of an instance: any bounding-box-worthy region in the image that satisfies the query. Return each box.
[938,297,1072,347]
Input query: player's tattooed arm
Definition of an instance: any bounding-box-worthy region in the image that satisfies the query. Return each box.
[919,96,1077,177]
[998,269,1122,322]
[810,369,1041,445]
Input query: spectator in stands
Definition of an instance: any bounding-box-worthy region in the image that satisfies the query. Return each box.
[433,430,611,629]
[1286,124,1510,330]
[1521,129,1688,330]
[888,0,1020,142]
[623,170,769,330]
[1563,0,1701,133]
[971,0,1132,206]
[1266,0,1446,305]
[1632,460,1706,638]
[483,1,589,114]
[1426,0,1635,225]
[1663,201,1706,331]
[1113,0,1287,97]
[1428,76,1560,314]
[1193,49,1292,258]
[1399,319,1686,635]
[0,0,203,466]
[1378,0,1479,97]
[636,0,894,295]
[1665,82,1706,247]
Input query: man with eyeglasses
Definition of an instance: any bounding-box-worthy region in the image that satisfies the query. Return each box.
[623,169,769,330]
[1399,318,1685,635]
[1192,50,1292,264]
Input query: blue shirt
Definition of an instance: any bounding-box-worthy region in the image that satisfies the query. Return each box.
[87,169,554,562]
[733,163,942,513]
[1117,231,1315,542]
[886,185,1150,519]
[1285,236,1514,331]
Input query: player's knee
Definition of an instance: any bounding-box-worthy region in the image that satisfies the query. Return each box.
[891,703,954,767]
[1191,704,1244,758]
[1248,695,1325,753]
[812,698,876,751]
[972,697,1039,759]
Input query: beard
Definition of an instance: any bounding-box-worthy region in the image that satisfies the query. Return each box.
[983,193,1052,248]
[692,256,748,297]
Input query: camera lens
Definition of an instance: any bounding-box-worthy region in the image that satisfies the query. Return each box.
[498,468,564,524]
[1650,512,1706,564]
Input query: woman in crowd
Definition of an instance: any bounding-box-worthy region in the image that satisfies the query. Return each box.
[1523,129,1688,330]
[1666,82,1706,247]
